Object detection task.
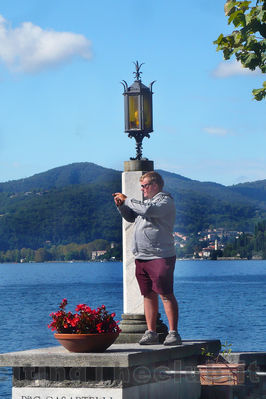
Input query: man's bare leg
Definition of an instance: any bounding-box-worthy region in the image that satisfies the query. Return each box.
[144,291,158,331]
[160,293,178,331]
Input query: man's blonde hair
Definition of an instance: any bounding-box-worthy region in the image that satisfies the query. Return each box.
[140,171,164,191]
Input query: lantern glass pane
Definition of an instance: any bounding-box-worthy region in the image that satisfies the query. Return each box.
[129,96,139,129]
[143,94,152,130]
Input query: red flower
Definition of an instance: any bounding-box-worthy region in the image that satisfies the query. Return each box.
[48,299,120,334]
[59,298,67,309]
[75,304,86,312]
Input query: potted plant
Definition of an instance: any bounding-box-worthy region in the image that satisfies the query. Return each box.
[48,298,121,352]
[197,342,245,386]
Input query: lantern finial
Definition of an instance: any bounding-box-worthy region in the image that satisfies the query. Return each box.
[133,61,144,81]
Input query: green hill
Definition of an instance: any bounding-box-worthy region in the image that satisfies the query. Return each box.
[229,180,266,208]
[0,162,120,192]
[0,162,265,251]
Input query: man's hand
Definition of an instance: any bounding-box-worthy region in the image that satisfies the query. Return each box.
[112,192,127,207]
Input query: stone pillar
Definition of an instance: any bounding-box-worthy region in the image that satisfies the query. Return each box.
[117,160,168,343]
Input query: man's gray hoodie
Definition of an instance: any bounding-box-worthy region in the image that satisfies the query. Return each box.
[118,191,176,260]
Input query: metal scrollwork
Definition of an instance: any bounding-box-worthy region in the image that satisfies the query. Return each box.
[133,61,144,81]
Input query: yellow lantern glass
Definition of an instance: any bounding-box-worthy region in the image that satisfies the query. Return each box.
[129,96,139,129]
[143,94,152,131]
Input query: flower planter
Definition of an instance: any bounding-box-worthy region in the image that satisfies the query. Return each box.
[54,332,119,353]
[49,299,121,352]
[197,363,245,386]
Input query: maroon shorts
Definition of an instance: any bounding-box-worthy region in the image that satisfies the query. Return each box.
[135,256,176,296]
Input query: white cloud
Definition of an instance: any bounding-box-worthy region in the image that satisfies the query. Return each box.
[203,127,229,136]
[213,60,260,78]
[0,15,92,74]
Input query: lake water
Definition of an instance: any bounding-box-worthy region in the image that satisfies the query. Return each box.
[0,259,265,398]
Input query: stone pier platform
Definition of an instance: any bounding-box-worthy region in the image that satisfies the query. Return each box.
[0,339,220,399]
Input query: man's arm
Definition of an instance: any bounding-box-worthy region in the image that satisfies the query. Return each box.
[112,192,137,223]
[124,194,173,218]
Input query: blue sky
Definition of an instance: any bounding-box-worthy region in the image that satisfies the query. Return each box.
[0,0,265,186]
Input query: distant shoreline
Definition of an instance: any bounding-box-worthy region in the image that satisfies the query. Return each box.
[0,257,265,265]
[178,257,263,261]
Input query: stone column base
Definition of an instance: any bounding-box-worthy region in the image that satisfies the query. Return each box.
[117,313,168,344]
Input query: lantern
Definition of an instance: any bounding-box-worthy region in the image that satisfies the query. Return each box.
[122,62,155,160]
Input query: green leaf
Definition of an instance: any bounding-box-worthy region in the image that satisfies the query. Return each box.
[252,86,266,101]
[241,52,259,68]
[228,10,241,24]
[234,12,247,27]
[233,31,244,44]
[214,33,225,46]
[223,48,234,59]
[240,1,252,13]
[224,1,237,16]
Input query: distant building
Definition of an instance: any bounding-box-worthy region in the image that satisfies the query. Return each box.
[207,233,217,240]
[202,249,211,258]
[91,250,107,260]
[174,232,187,241]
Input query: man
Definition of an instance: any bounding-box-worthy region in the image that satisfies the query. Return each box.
[113,171,181,346]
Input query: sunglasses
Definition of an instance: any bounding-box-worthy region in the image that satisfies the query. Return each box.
[141,182,152,189]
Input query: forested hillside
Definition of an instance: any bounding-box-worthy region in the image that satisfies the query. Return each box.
[159,170,264,233]
[0,180,122,251]
[223,220,266,259]
[0,162,265,251]
[230,180,266,208]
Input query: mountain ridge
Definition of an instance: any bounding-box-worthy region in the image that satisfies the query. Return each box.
[1,161,266,193]
[0,162,121,193]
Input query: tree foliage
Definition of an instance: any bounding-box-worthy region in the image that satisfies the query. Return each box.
[214,0,266,100]
[0,240,122,263]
